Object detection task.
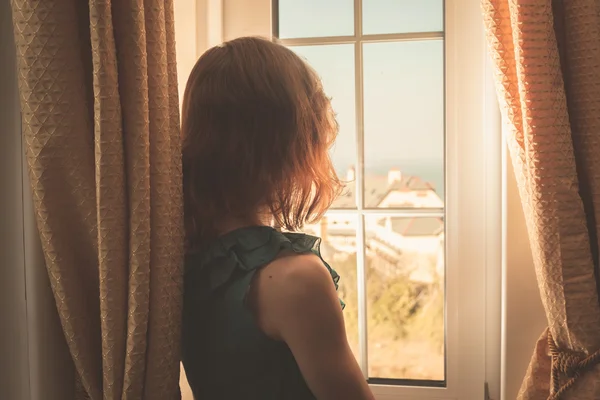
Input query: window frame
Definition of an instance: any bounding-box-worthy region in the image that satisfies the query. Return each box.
[214,0,502,398]
[274,0,446,389]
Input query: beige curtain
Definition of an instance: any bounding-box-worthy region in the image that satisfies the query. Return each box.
[482,1,600,399]
[10,0,184,399]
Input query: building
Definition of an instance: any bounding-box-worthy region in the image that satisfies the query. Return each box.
[331,166,443,209]
[304,167,445,283]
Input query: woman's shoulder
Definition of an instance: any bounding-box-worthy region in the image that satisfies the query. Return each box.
[186,226,343,306]
[250,250,343,340]
[261,251,336,293]
[188,226,333,276]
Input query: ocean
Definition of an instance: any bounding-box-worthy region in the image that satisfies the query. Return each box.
[336,160,445,201]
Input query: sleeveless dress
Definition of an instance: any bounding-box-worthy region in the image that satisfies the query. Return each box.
[182,226,344,400]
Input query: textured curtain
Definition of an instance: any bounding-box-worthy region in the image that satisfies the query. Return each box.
[482,1,600,399]
[10,1,184,399]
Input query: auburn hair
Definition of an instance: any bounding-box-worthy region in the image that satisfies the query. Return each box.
[182,36,342,251]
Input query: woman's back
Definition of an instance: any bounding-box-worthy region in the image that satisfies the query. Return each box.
[182,226,341,399]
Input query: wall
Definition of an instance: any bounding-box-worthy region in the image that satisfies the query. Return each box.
[223,0,271,41]
[175,0,227,103]
[174,0,201,105]
[173,1,202,397]
[503,149,547,400]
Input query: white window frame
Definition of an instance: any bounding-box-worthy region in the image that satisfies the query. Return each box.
[274,0,446,389]
[200,0,502,398]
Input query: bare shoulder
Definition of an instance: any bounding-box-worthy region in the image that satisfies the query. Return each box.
[252,252,374,399]
[251,251,342,339]
[265,252,335,293]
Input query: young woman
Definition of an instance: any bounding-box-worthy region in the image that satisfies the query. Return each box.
[181,36,375,400]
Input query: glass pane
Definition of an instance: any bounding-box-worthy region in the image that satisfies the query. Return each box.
[363,0,444,35]
[289,44,357,208]
[363,40,444,208]
[303,214,359,361]
[277,0,354,39]
[365,216,445,380]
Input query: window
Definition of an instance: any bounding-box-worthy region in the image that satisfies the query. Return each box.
[271,0,496,398]
[180,0,499,398]
[275,0,445,387]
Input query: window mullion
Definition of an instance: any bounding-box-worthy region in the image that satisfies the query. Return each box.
[276,31,443,47]
[353,0,369,379]
[356,213,368,377]
[327,208,445,217]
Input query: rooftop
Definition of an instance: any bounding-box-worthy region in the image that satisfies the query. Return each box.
[384,217,444,237]
[332,173,436,208]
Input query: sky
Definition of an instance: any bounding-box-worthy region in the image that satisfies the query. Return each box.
[278,0,445,192]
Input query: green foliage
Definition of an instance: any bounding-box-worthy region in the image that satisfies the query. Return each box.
[333,252,443,354]
[334,254,359,345]
[406,282,444,354]
[366,265,420,339]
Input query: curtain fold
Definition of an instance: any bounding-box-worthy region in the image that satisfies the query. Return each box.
[482,1,600,398]
[10,0,184,398]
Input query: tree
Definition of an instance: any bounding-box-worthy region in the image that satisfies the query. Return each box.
[333,250,443,347]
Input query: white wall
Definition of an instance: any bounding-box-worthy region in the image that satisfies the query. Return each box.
[173,1,203,397]
[223,0,271,41]
[503,150,547,400]
[174,0,201,105]
[174,0,228,102]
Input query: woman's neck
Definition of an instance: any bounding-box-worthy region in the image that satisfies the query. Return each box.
[215,213,274,237]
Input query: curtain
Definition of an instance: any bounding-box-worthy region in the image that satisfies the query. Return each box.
[10,0,184,399]
[482,1,600,399]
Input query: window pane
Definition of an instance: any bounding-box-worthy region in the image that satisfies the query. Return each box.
[365,216,445,380]
[303,214,359,361]
[362,0,443,35]
[363,40,444,208]
[289,44,357,208]
[277,0,354,39]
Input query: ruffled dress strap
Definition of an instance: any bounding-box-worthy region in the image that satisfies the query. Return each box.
[189,226,345,309]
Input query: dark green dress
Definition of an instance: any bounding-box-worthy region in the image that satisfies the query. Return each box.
[182,226,344,400]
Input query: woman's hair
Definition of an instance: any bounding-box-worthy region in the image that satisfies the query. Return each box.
[182,36,342,250]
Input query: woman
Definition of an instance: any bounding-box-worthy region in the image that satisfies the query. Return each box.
[181,36,374,400]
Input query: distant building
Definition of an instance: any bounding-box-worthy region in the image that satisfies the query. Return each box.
[377,216,443,254]
[305,167,444,283]
[332,167,443,209]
